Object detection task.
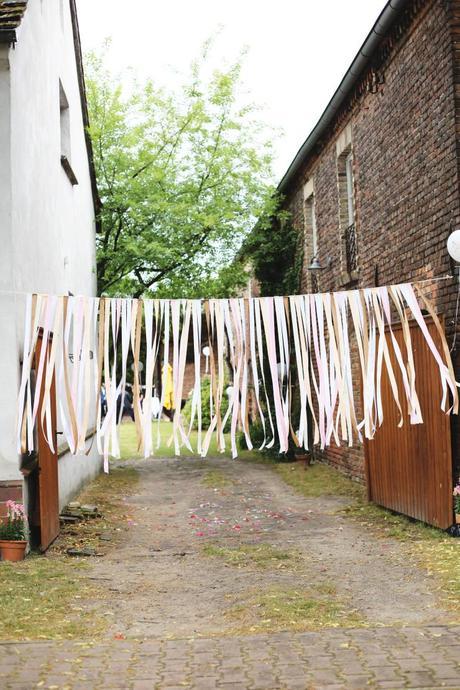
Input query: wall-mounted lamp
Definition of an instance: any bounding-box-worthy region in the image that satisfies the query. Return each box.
[202,345,210,373]
[447,230,460,283]
[307,255,332,272]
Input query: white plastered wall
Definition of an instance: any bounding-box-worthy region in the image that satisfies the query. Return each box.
[0,0,102,493]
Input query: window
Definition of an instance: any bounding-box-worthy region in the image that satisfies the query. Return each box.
[303,180,319,293]
[345,152,355,228]
[337,137,358,276]
[59,80,78,185]
[59,81,70,159]
[304,194,318,257]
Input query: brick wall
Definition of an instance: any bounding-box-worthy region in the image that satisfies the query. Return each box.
[281,0,460,481]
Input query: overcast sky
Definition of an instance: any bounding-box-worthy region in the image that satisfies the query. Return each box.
[76,0,386,180]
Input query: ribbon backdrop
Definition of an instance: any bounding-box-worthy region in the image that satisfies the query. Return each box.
[16,283,458,471]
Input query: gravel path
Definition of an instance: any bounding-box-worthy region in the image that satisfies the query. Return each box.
[86,456,454,639]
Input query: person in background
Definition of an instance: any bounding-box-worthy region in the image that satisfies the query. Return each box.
[101,385,107,417]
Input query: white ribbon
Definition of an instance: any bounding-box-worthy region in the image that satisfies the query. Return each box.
[16,284,458,464]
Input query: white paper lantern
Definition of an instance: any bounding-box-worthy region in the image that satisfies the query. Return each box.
[447,230,460,263]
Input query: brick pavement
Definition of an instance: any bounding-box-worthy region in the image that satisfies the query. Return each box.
[1,625,459,690]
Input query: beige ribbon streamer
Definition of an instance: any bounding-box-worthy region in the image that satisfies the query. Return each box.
[16,284,459,463]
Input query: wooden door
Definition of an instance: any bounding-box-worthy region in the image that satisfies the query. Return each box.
[35,333,60,550]
[365,319,453,529]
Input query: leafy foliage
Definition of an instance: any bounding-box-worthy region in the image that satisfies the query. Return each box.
[453,482,460,514]
[182,376,230,431]
[85,43,277,298]
[241,206,304,296]
[236,206,304,456]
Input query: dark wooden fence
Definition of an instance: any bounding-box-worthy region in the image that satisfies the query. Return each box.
[365,319,453,529]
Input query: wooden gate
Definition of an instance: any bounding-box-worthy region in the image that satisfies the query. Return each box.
[35,333,60,550]
[365,319,453,529]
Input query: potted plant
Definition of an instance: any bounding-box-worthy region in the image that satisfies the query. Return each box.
[293,448,312,467]
[453,482,460,525]
[0,501,27,561]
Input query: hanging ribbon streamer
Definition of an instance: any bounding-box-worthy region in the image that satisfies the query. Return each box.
[16,283,459,470]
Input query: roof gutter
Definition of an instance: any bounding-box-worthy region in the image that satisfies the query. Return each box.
[0,0,28,44]
[277,0,410,194]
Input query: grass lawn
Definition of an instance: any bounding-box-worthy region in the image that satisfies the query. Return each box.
[274,461,365,500]
[0,466,139,640]
[119,420,236,460]
[0,555,104,640]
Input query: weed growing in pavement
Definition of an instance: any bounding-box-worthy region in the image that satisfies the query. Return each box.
[203,543,302,571]
[201,469,235,488]
[224,585,365,633]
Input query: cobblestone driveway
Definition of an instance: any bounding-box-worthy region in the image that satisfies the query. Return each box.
[1,626,460,689]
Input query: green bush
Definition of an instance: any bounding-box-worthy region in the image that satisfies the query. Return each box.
[236,420,265,452]
[182,376,230,431]
[237,414,301,461]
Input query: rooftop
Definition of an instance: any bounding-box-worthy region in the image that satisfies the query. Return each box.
[0,0,28,43]
[277,0,411,193]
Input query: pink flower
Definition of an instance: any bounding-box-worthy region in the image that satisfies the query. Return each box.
[453,485,460,497]
[5,501,26,520]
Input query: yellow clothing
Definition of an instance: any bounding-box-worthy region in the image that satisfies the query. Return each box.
[162,363,174,410]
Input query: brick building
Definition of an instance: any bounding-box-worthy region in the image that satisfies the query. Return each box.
[272,0,460,482]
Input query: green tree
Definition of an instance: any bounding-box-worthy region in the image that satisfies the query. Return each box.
[85,44,277,298]
[241,208,303,296]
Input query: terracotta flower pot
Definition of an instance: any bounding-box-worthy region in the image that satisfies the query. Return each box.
[455,513,460,525]
[0,540,27,562]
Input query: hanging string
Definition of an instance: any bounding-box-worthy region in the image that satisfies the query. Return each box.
[450,277,460,353]
[0,273,456,300]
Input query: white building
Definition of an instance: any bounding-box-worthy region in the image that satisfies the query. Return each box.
[0,0,102,549]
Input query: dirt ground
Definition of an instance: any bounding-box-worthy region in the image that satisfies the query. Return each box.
[77,456,456,640]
